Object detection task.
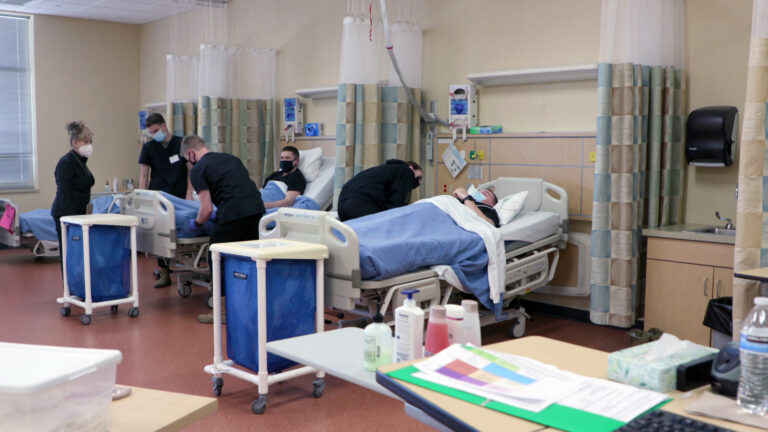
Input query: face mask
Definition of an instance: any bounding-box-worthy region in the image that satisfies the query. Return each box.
[470,190,486,203]
[279,160,294,172]
[152,129,166,143]
[77,144,93,158]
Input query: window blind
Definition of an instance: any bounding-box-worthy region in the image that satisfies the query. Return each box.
[0,14,33,191]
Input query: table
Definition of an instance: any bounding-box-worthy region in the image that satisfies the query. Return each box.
[734,267,768,282]
[110,386,217,431]
[377,336,765,432]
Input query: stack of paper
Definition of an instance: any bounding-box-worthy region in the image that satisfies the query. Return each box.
[413,344,669,423]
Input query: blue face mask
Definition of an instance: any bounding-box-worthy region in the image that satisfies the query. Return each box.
[470,190,486,203]
[152,129,166,143]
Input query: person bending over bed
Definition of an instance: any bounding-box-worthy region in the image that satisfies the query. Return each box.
[452,187,500,227]
[337,159,423,221]
[262,145,306,209]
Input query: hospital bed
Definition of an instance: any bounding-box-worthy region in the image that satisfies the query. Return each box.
[259,177,569,337]
[122,158,337,304]
[0,196,121,258]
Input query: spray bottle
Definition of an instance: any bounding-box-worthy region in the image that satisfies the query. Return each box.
[394,289,424,362]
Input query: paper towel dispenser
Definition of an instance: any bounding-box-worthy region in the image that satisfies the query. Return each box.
[686,106,738,167]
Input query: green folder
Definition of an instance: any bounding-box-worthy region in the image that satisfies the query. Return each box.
[387,365,670,432]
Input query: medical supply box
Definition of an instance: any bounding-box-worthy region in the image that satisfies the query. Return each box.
[0,342,122,431]
[608,340,717,392]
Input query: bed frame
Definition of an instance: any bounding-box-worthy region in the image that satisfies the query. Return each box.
[123,189,212,301]
[259,177,569,336]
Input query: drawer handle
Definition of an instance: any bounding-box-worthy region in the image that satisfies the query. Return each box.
[703,278,709,296]
[716,279,721,298]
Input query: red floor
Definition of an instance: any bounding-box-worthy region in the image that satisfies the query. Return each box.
[0,248,629,431]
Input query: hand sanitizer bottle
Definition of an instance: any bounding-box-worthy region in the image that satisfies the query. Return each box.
[363,313,392,371]
[104,180,110,192]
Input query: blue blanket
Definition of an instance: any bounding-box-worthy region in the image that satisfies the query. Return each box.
[262,181,320,214]
[344,202,499,315]
[20,196,121,241]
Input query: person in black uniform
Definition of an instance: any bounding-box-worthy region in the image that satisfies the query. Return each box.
[51,121,95,264]
[138,113,192,287]
[262,145,306,209]
[452,187,500,227]
[337,159,423,221]
[180,134,266,324]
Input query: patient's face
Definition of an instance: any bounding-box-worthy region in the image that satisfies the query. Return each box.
[480,189,496,205]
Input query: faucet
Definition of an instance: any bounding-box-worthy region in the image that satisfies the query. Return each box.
[715,211,734,230]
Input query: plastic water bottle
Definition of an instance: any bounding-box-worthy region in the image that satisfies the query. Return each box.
[738,297,768,415]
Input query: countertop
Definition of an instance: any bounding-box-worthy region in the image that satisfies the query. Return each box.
[642,223,735,245]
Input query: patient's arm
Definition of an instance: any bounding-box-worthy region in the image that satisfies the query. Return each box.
[195,190,214,224]
[264,190,300,209]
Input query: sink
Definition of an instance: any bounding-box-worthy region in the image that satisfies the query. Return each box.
[682,226,736,236]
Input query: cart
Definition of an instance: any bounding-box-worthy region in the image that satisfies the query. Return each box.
[203,239,329,414]
[57,214,139,325]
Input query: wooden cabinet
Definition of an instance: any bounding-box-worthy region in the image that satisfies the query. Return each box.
[644,237,734,347]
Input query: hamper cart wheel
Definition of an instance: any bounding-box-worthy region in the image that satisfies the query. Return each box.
[312,378,325,398]
[212,377,223,396]
[206,295,214,309]
[129,307,140,318]
[60,306,71,317]
[111,305,118,312]
[80,314,92,326]
[178,281,192,298]
[251,395,268,414]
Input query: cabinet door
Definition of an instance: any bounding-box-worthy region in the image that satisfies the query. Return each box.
[713,267,733,298]
[645,259,713,346]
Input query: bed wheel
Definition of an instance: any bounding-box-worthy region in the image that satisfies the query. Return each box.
[129,307,140,318]
[206,295,214,309]
[60,306,71,317]
[80,314,92,326]
[178,282,192,298]
[510,320,525,339]
[251,394,268,414]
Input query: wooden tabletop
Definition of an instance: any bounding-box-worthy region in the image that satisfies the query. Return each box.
[378,336,763,432]
[734,267,768,282]
[110,386,217,432]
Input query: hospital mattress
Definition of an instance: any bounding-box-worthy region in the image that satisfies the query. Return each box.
[19,196,121,242]
[500,211,560,243]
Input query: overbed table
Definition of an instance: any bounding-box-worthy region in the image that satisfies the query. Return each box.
[110,386,217,431]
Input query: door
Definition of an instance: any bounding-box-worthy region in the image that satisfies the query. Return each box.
[713,267,733,298]
[645,259,713,346]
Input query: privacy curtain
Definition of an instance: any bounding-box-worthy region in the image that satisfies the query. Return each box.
[334,0,423,207]
[197,44,276,184]
[732,0,768,337]
[166,55,198,137]
[590,0,686,328]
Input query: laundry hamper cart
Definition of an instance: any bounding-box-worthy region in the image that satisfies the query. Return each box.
[203,239,329,414]
[57,214,139,325]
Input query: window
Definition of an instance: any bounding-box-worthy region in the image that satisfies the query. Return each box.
[0,14,33,191]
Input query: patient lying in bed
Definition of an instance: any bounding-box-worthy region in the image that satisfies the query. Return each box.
[452,187,500,227]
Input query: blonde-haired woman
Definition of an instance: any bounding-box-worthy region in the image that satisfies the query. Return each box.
[51,121,95,255]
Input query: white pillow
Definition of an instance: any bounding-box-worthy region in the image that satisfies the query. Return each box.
[494,190,529,225]
[298,147,323,182]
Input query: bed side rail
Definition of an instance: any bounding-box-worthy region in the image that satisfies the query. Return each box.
[123,189,176,258]
[0,199,21,247]
[260,207,362,285]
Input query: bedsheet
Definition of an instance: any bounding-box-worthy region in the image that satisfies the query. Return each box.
[19,196,121,241]
[345,200,502,315]
[262,181,320,214]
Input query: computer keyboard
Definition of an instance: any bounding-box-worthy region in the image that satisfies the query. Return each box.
[616,409,734,432]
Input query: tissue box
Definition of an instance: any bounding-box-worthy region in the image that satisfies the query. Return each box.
[608,340,717,392]
[469,125,502,134]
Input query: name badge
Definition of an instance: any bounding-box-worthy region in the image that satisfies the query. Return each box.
[169,154,180,164]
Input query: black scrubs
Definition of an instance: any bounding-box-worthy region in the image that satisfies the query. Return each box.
[337,159,419,221]
[138,135,187,270]
[51,150,95,261]
[190,152,266,294]
[138,135,188,198]
[263,169,307,195]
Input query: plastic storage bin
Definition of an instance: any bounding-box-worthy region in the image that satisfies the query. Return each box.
[58,214,140,325]
[0,342,122,431]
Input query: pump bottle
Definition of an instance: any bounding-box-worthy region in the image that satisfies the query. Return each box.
[394,289,424,362]
[363,313,392,371]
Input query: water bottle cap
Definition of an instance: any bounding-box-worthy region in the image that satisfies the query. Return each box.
[461,299,478,313]
[755,297,768,306]
[429,305,446,320]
